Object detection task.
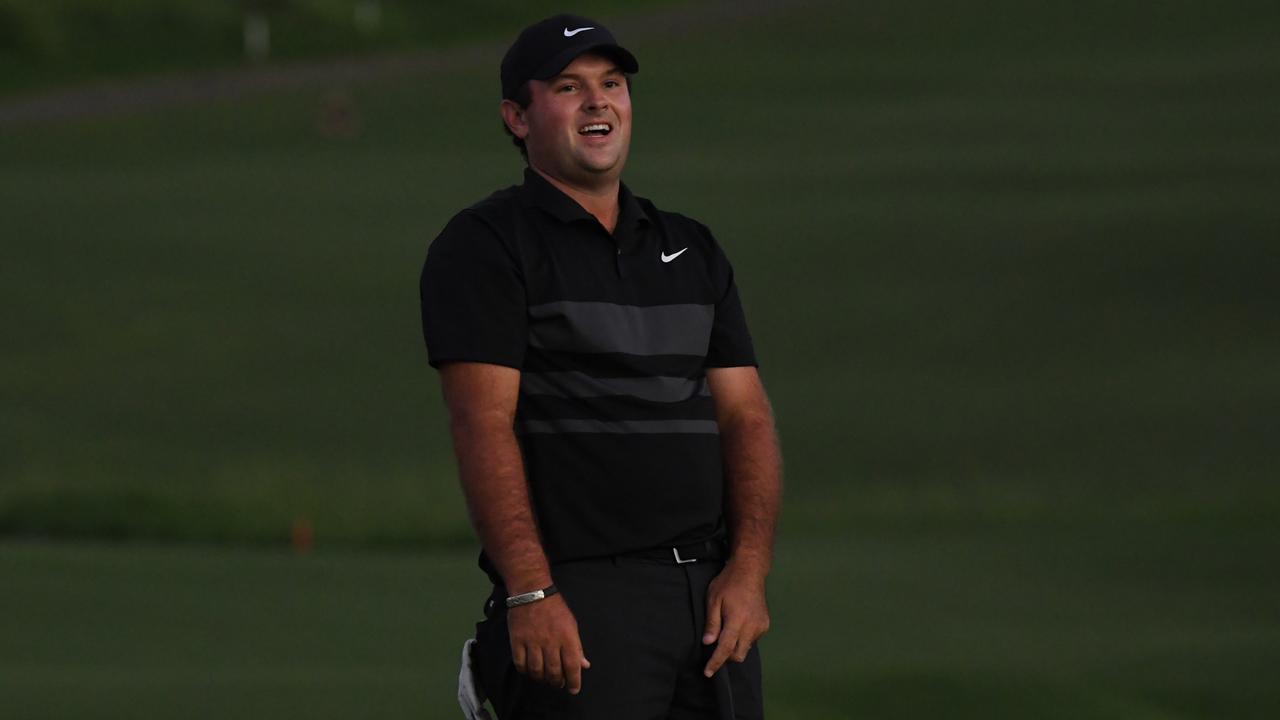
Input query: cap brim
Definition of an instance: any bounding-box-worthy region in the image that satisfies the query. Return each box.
[531,43,639,81]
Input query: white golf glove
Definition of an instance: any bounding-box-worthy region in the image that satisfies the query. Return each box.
[457,638,493,720]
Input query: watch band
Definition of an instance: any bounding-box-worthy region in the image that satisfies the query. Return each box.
[505,584,559,608]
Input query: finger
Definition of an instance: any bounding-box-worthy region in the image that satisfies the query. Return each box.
[563,646,585,695]
[545,645,564,688]
[512,642,527,675]
[731,635,752,663]
[703,638,734,677]
[703,624,741,677]
[527,646,545,682]
[702,593,723,644]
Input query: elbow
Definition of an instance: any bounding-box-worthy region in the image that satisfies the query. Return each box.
[448,407,516,437]
[719,391,776,432]
[719,408,776,438]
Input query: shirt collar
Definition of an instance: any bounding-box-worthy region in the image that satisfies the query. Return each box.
[519,166,651,232]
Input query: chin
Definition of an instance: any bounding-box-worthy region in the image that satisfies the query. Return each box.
[575,154,621,174]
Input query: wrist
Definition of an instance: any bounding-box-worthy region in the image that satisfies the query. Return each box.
[506,583,559,608]
[503,571,554,597]
[726,553,771,583]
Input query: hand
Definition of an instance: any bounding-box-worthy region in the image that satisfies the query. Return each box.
[507,594,592,694]
[702,561,771,677]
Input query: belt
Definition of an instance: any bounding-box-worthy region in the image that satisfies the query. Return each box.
[617,538,727,565]
[482,539,728,618]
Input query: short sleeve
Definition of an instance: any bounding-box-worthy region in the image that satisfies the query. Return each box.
[419,211,527,370]
[701,225,758,368]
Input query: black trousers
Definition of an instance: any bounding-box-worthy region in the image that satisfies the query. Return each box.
[472,556,764,719]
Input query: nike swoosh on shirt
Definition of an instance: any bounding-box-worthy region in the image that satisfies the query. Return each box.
[661,248,688,263]
[563,26,594,37]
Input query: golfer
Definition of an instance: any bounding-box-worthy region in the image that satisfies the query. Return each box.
[420,13,782,719]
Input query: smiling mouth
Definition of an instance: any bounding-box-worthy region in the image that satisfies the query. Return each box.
[578,123,612,137]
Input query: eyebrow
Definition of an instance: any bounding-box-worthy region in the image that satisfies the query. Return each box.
[550,67,624,82]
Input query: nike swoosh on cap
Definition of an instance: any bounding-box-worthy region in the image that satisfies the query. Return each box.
[661,248,688,263]
[563,26,594,37]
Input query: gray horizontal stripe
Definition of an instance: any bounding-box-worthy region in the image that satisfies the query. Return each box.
[528,301,714,356]
[521,371,710,403]
[516,419,720,435]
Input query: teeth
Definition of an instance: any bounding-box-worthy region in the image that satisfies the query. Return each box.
[579,123,611,133]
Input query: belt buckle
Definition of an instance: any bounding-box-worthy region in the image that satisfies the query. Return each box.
[672,547,697,564]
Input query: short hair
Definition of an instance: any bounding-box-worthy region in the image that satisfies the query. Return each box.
[501,75,633,163]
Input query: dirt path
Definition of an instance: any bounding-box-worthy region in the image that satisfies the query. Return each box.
[0,0,825,130]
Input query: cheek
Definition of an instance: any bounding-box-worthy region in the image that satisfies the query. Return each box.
[528,104,572,136]
[546,98,576,122]
[548,109,579,138]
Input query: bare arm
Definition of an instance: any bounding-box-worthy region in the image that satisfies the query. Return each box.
[712,365,782,576]
[438,361,590,694]
[440,361,550,592]
[701,365,782,676]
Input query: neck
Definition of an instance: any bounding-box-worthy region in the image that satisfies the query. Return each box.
[531,165,621,233]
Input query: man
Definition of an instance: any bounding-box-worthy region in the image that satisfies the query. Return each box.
[420,14,782,719]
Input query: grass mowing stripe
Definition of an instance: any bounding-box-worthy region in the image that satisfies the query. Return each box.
[2,2,1278,540]
[4,523,1279,718]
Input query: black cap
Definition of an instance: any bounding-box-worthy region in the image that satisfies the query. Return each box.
[501,14,639,101]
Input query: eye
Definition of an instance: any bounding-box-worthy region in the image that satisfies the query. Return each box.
[557,83,577,93]
[604,80,620,88]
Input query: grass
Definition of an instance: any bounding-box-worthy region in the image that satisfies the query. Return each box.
[0,0,681,95]
[1,2,1279,714]
[3,522,1278,718]
[3,0,1278,544]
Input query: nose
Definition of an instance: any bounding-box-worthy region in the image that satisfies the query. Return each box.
[584,84,609,111]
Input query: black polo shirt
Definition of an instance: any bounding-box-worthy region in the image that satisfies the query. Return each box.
[420,167,757,569]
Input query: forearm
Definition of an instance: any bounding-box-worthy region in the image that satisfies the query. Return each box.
[449,417,551,593]
[700,401,780,676]
[720,410,782,579]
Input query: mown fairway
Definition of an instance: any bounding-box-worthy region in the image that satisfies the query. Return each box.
[2,0,1278,717]
[4,522,1278,719]
[4,0,1277,543]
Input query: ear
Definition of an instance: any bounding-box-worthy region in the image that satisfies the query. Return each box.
[500,99,529,140]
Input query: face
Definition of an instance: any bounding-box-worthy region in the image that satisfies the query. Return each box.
[503,53,633,187]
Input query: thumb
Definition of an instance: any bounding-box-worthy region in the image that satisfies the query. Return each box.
[703,593,723,644]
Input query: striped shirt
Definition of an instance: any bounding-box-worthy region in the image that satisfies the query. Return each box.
[420,168,757,569]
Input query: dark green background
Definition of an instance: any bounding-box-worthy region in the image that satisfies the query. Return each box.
[2,1,1278,717]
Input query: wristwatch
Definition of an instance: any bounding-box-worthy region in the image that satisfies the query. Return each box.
[505,584,559,608]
